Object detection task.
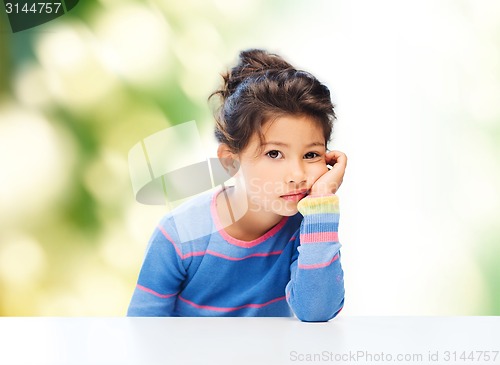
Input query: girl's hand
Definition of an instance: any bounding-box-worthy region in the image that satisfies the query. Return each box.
[309,150,347,196]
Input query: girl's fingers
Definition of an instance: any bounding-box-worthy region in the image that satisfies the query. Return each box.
[326,151,347,191]
[326,150,347,169]
[310,151,347,195]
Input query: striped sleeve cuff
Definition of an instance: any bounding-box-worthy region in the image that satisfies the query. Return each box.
[297,194,339,215]
[297,195,340,244]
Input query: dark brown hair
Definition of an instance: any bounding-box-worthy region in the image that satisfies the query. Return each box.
[210,49,336,153]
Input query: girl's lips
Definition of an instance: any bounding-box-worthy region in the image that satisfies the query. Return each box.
[280,191,308,202]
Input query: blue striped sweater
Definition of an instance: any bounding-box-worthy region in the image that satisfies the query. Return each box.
[127,186,344,322]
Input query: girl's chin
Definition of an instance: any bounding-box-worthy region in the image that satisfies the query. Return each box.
[279,209,299,217]
[276,205,300,217]
[249,196,300,216]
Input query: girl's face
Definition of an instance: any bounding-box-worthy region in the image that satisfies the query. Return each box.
[234,114,329,216]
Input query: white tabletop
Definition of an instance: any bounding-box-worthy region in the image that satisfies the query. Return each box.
[0,316,499,365]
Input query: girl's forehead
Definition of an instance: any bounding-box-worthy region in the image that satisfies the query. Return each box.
[261,115,325,142]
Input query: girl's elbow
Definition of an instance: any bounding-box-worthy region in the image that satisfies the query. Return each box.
[297,314,332,323]
[295,298,345,323]
[296,310,338,323]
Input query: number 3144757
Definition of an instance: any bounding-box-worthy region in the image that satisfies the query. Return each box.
[5,2,63,14]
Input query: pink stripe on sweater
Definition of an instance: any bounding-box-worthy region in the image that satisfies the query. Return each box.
[157,225,183,256]
[157,226,208,259]
[137,284,178,299]
[182,251,206,258]
[298,253,339,270]
[300,231,338,243]
[205,250,283,261]
[178,295,286,312]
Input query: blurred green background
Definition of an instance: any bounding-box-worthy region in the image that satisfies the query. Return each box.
[0,0,499,316]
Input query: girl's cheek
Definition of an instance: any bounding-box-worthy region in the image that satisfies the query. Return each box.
[315,163,329,176]
[313,165,329,181]
[305,167,322,184]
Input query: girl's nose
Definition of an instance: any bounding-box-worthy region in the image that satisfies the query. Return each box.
[285,160,307,184]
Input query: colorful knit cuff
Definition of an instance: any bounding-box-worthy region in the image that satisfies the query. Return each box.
[297,194,340,215]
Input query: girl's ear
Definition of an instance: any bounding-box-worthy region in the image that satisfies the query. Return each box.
[217,144,240,176]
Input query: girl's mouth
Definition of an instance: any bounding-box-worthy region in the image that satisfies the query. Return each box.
[280,190,308,202]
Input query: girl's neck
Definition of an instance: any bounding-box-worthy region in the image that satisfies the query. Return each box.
[215,185,283,242]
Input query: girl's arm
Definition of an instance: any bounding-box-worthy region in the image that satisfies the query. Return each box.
[127,219,186,316]
[285,194,345,322]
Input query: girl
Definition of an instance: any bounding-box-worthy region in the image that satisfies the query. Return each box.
[127,49,347,322]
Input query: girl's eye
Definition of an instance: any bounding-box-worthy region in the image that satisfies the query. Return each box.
[266,150,282,159]
[304,152,320,159]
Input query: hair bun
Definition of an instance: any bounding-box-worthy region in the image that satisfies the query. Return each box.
[219,49,294,99]
[211,48,335,153]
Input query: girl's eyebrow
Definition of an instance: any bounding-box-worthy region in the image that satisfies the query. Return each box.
[261,141,325,148]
